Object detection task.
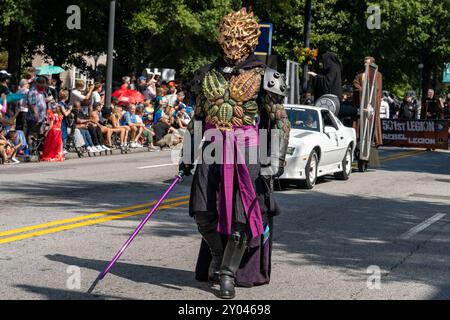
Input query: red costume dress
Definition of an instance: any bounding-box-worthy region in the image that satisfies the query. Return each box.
[41,110,65,162]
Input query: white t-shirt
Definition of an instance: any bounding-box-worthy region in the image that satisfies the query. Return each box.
[68,89,86,107]
[91,91,101,105]
[166,94,178,107]
[135,115,143,124]
[380,100,390,119]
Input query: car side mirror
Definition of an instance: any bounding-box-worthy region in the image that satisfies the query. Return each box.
[324,126,337,135]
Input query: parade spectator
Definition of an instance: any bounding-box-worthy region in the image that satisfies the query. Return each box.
[90,102,113,150]
[68,80,94,108]
[57,90,71,152]
[72,101,103,152]
[301,92,314,106]
[0,70,11,114]
[110,106,130,148]
[5,130,22,163]
[15,79,30,134]
[175,91,187,111]
[26,76,48,146]
[153,86,167,116]
[153,97,167,124]
[137,76,148,94]
[47,77,58,102]
[152,115,183,150]
[421,89,443,119]
[445,94,450,120]
[26,67,37,83]
[166,86,178,107]
[143,101,154,120]
[123,105,144,148]
[146,74,158,101]
[399,94,418,120]
[379,97,390,119]
[91,82,104,106]
[174,109,189,130]
[0,106,19,131]
[129,75,137,90]
[136,106,156,150]
[0,126,11,164]
[122,76,131,89]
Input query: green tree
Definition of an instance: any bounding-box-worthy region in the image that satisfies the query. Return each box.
[0,0,33,83]
[119,0,242,78]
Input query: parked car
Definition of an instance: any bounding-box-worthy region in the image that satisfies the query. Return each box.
[277,105,357,189]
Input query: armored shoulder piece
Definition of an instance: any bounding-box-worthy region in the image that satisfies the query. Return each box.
[263,67,288,97]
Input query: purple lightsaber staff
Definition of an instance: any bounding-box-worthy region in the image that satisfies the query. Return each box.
[87,171,185,294]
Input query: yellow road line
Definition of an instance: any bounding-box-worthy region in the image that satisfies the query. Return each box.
[0,149,427,245]
[0,195,189,238]
[380,150,425,162]
[0,200,189,245]
[351,149,425,168]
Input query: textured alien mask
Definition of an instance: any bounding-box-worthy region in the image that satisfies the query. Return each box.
[218,8,261,63]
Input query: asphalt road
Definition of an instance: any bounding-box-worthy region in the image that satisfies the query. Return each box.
[0,146,449,300]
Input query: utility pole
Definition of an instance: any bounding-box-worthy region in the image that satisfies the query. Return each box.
[302,0,312,93]
[105,0,116,110]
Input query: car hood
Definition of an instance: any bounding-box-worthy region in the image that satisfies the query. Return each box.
[291,129,317,140]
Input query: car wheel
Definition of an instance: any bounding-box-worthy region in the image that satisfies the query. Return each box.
[300,150,318,189]
[335,146,352,180]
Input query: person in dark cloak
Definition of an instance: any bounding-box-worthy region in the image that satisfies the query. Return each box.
[179,8,290,299]
[309,52,343,103]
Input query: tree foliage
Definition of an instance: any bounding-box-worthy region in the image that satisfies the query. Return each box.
[0,0,448,96]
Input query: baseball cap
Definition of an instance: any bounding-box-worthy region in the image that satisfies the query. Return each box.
[0,70,11,82]
[139,76,147,81]
[0,70,11,77]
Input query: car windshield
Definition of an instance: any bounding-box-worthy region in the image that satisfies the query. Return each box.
[286,108,320,132]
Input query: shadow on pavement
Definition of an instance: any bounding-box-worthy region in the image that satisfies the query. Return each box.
[14,284,129,300]
[379,150,450,175]
[45,254,213,297]
[0,179,191,213]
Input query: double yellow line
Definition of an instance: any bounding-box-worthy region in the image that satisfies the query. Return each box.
[379,149,426,162]
[0,150,426,245]
[352,149,426,168]
[0,195,189,245]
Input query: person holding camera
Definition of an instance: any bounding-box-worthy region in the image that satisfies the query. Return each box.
[68,80,94,108]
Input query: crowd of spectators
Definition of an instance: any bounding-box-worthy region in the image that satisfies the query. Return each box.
[1,64,449,165]
[0,68,191,165]
[340,87,449,121]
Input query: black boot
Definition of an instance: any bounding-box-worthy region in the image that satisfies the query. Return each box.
[219,231,247,299]
[195,212,224,284]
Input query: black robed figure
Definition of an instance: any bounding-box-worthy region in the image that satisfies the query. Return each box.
[179,8,291,299]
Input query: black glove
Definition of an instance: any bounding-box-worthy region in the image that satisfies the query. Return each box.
[272,136,288,178]
[179,162,194,176]
[273,165,284,178]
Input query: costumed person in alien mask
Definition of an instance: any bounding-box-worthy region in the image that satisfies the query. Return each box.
[179,8,291,299]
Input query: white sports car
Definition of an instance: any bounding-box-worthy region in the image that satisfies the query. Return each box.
[278,105,357,189]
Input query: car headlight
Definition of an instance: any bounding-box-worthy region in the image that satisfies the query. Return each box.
[287,147,296,155]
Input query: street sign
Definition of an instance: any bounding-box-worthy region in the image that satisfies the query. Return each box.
[255,23,273,64]
[443,62,450,83]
